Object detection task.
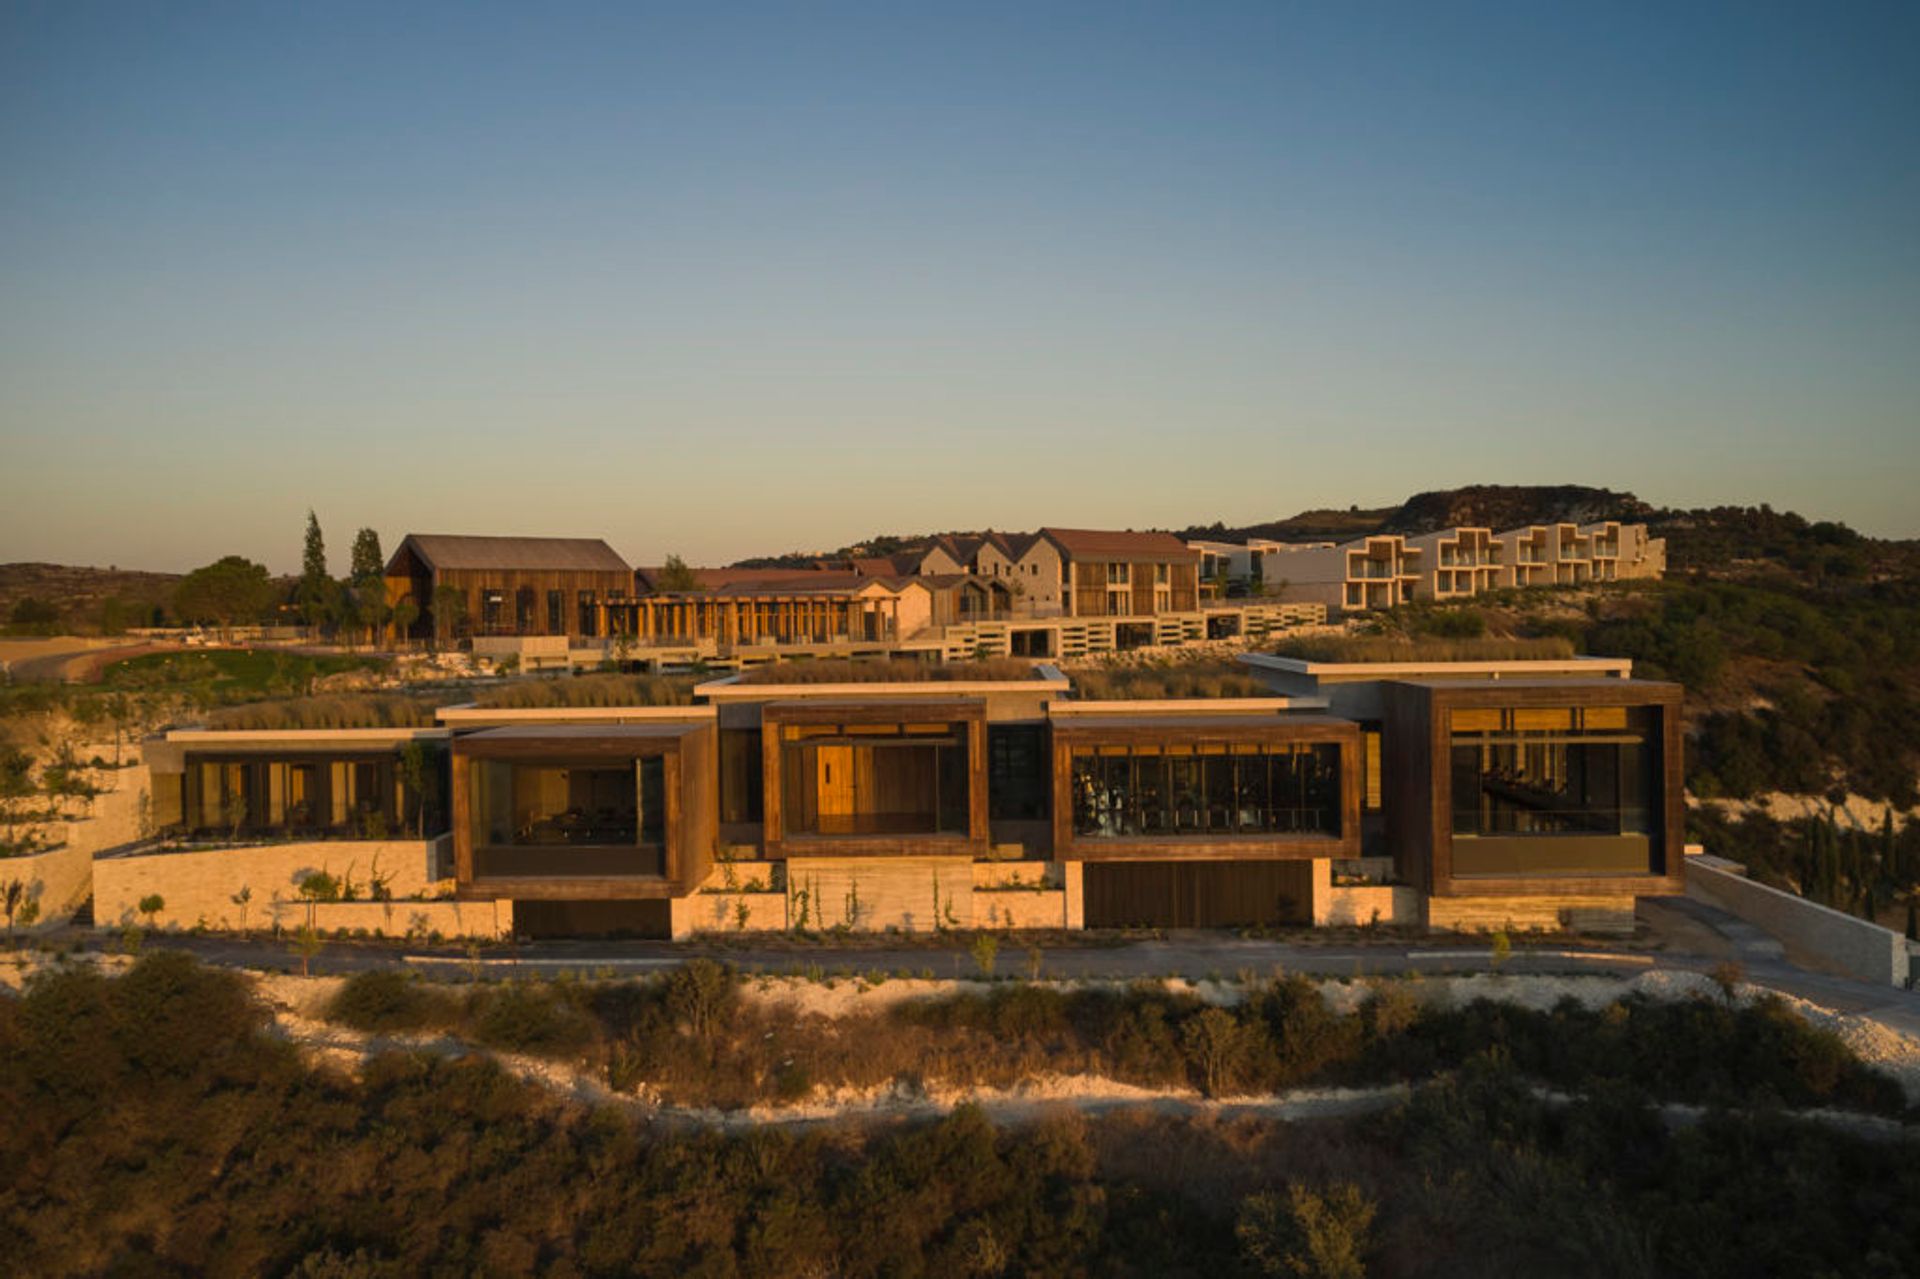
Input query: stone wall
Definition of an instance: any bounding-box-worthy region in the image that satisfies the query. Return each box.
[4,761,152,929]
[289,898,512,940]
[785,856,974,933]
[676,891,787,937]
[0,842,94,932]
[1425,893,1637,935]
[973,889,1069,929]
[1316,882,1420,927]
[1688,856,1909,987]
[94,836,453,932]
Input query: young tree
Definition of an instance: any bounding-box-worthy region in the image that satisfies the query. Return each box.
[231,885,253,938]
[390,597,420,650]
[137,893,166,930]
[431,584,470,648]
[297,510,333,638]
[397,741,439,838]
[2,878,24,937]
[657,554,701,592]
[293,924,324,978]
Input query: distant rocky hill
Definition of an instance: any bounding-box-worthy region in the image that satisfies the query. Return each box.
[1378,485,1654,536]
[1178,485,1652,545]
[0,562,183,632]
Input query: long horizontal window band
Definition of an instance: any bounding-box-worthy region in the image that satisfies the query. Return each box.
[1447,703,1660,875]
[469,758,666,853]
[1069,742,1342,839]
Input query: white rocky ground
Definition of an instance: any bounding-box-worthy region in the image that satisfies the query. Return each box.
[6,953,1917,1124]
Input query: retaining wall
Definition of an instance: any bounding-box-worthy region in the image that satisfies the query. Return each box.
[1688,857,1910,987]
[0,842,94,931]
[94,836,453,932]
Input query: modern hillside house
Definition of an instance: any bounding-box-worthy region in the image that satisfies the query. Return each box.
[138,653,1682,939]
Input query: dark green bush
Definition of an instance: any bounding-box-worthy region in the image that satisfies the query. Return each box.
[326,969,454,1034]
[468,981,600,1056]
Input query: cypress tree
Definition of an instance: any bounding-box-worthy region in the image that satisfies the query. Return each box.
[297,511,333,636]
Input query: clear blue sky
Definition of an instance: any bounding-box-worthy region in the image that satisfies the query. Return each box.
[2,1,1916,573]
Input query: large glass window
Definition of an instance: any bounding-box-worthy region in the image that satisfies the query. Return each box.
[1069,742,1341,839]
[720,728,764,824]
[988,724,1047,821]
[470,758,665,848]
[779,721,968,838]
[184,755,403,838]
[547,590,565,635]
[1448,706,1658,875]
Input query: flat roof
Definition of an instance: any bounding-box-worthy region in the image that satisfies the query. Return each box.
[1385,676,1678,694]
[163,727,449,744]
[436,704,711,725]
[1049,712,1358,734]
[1240,653,1633,681]
[1049,697,1331,716]
[698,664,1069,699]
[460,723,705,741]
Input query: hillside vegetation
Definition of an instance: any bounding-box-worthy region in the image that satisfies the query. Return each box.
[4,953,1918,1278]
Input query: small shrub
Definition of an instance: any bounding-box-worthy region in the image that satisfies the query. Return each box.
[470,982,599,1057]
[327,969,453,1034]
[663,958,739,1040]
[970,933,999,979]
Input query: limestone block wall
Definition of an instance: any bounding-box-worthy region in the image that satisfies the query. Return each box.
[1,842,94,932]
[281,898,512,940]
[1425,893,1637,935]
[94,836,453,932]
[1688,857,1909,987]
[785,856,974,933]
[974,889,1069,929]
[676,891,789,937]
[1316,883,1420,927]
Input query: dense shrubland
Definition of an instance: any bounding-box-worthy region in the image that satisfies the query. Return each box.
[319,962,1910,1118]
[4,953,1917,1277]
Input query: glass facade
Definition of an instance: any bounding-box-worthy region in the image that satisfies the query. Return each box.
[1448,706,1659,876]
[987,724,1048,821]
[1069,742,1342,839]
[719,728,764,825]
[779,721,968,838]
[183,753,416,839]
[469,758,666,848]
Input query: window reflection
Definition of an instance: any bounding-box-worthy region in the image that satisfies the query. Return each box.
[1070,742,1341,838]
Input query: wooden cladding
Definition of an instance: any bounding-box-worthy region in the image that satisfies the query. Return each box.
[1050,718,1361,861]
[390,562,634,644]
[760,700,989,859]
[1381,680,1685,900]
[1069,560,1200,617]
[450,725,715,901]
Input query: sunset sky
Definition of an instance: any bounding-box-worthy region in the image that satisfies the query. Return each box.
[3,1,1916,573]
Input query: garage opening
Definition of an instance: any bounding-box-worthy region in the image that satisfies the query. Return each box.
[512,899,672,939]
[1083,860,1314,929]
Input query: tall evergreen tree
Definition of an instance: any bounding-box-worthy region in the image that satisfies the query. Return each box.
[349,527,387,645]
[297,511,334,636]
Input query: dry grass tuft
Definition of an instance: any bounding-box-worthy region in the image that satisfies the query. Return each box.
[1069,662,1272,700]
[207,694,450,730]
[471,674,697,708]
